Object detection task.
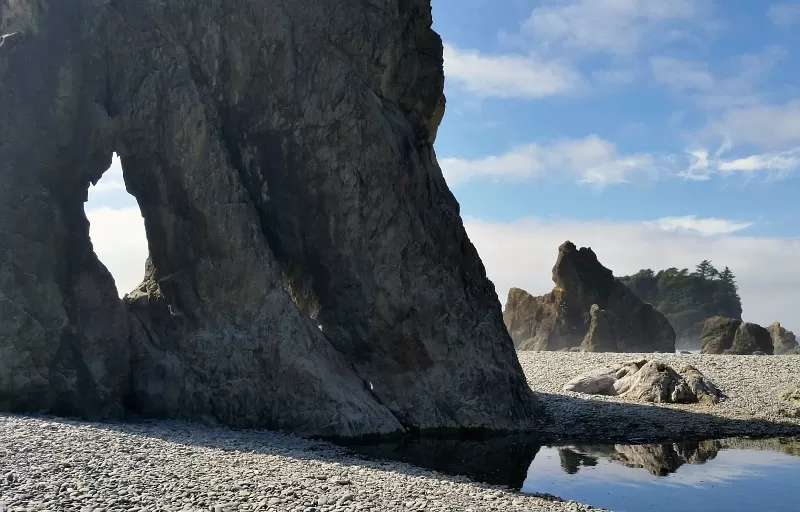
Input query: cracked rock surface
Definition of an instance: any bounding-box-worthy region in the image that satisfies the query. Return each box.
[0,0,537,436]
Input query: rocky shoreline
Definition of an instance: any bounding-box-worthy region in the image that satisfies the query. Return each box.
[0,415,600,512]
[3,353,800,512]
[522,352,800,442]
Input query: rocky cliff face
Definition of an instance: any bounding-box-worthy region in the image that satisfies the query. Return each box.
[700,317,774,355]
[503,242,675,353]
[0,0,537,437]
[768,322,799,355]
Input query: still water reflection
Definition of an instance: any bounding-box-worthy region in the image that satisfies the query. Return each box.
[346,436,800,512]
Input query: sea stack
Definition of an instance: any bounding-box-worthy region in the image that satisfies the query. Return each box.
[503,241,676,353]
[0,0,537,437]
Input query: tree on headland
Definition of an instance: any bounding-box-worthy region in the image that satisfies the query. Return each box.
[619,262,743,349]
[694,260,717,279]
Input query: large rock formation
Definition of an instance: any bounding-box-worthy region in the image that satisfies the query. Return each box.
[768,322,800,355]
[0,0,538,437]
[503,242,675,353]
[699,317,741,354]
[700,317,774,355]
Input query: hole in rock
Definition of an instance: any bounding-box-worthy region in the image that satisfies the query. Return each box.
[85,153,149,296]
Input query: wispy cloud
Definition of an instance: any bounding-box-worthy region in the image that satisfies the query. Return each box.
[440,136,661,187]
[650,57,714,91]
[718,147,800,175]
[521,0,706,57]
[680,143,800,181]
[648,215,755,235]
[650,46,786,110]
[706,100,800,150]
[442,43,583,99]
[768,3,800,26]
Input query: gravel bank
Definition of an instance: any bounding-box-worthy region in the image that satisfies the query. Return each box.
[520,352,800,441]
[0,415,601,512]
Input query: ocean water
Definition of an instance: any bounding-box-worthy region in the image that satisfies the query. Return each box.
[523,439,800,511]
[346,436,800,511]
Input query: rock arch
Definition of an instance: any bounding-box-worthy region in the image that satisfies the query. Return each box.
[0,0,537,437]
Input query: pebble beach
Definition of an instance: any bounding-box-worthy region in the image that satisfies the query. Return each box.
[3,352,800,512]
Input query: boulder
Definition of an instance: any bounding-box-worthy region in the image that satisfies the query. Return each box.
[564,360,724,404]
[700,316,742,354]
[728,322,773,355]
[768,322,800,355]
[503,242,675,352]
[701,317,774,355]
[0,0,538,436]
[779,386,800,418]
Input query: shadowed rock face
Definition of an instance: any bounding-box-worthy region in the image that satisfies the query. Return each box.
[701,317,774,355]
[503,242,675,353]
[0,0,537,437]
[769,322,799,355]
[700,317,742,354]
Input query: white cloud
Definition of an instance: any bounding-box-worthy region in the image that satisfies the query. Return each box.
[440,135,661,186]
[650,57,714,91]
[522,0,705,56]
[89,154,126,194]
[86,153,148,296]
[465,216,800,333]
[648,215,755,235]
[679,143,800,180]
[651,46,786,110]
[708,100,800,150]
[442,43,582,99]
[768,3,800,26]
[718,147,800,175]
[86,206,148,296]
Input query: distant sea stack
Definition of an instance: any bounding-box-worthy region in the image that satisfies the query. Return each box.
[503,241,676,353]
[768,322,800,355]
[0,0,538,437]
[700,317,774,355]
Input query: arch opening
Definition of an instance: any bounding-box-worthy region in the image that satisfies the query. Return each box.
[85,153,149,297]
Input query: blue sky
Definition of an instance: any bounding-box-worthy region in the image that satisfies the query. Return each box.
[87,0,800,333]
[434,0,800,232]
[425,0,800,330]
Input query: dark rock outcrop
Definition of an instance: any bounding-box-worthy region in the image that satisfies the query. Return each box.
[768,322,800,355]
[700,317,742,354]
[700,317,773,355]
[731,323,773,355]
[503,242,675,352]
[0,0,537,437]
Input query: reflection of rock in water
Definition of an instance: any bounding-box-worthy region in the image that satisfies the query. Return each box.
[562,440,722,476]
[344,436,541,488]
[558,449,598,474]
